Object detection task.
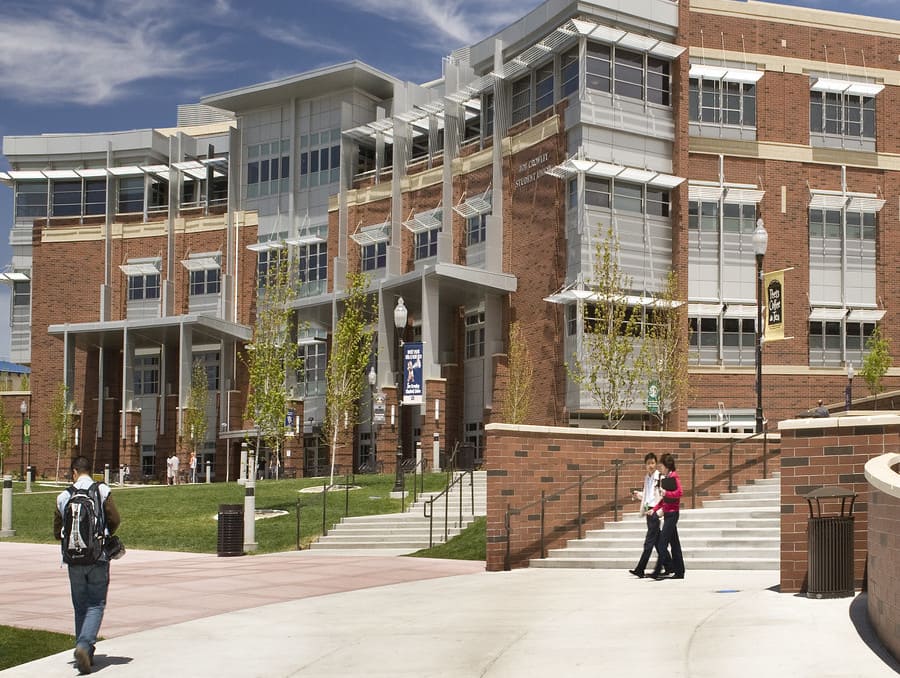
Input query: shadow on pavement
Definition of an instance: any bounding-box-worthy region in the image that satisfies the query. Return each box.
[848,593,900,674]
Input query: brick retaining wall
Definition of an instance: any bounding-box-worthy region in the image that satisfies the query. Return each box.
[865,452,900,662]
[484,424,779,572]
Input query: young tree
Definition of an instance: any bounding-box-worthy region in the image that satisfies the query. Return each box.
[244,254,303,479]
[568,224,646,428]
[182,360,210,472]
[49,383,70,480]
[501,321,534,424]
[644,272,689,430]
[0,404,11,476]
[860,325,892,408]
[323,272,377,486]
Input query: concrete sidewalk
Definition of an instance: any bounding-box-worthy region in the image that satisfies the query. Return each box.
[1,543,897,678]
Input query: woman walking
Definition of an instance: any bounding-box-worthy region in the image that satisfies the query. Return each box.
[649,453,684,580]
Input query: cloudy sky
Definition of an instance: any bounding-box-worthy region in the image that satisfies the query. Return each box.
[0,0,896,359]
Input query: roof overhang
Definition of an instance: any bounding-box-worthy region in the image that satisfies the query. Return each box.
[202,61,400,113]
[48,314,252,350]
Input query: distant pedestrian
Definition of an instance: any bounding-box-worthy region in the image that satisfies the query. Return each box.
[813,400,829,418]
[649,453,685,580]
[53,455,121,675]
[189,452,197,483]
[629,452,672,578]
[166,453,180,485]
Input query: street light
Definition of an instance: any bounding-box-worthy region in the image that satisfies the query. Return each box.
[367,365,377,467]
[393,297,408,493]
[752,218,768,434]
[845,362,854,411]
[19,400,28,479]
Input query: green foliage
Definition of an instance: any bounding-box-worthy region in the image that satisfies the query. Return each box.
[49,383,69,481]
[644,271,689,429]
[183,361,210,458]
[0,625,75,671]
[501,322,533,424]
[568,224,646,428]
[323,273,377,485]
[0,403,11,476]
[244,254,304,469]
[4,472,450,553]
[860,325,892,403]
[406,516,486,561]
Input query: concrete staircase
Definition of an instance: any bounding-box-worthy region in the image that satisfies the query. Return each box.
[308,471,487,553]
[530,475,781,570]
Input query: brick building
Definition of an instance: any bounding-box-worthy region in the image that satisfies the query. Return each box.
[1,0,899,478]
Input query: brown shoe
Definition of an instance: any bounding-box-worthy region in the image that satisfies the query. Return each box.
[74,646,92,674]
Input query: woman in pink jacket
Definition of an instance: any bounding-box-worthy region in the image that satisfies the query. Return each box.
[649,453,685,579]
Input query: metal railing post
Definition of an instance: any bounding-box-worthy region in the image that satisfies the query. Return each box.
[470,470,474,515]
[540,490,546,559]
[458,473,463,527]
[321,481,328,536]
[296,496,302,550]
[444,478,450,542]
[504,506,511,571]
[691,452,697,509]
[577,474,584,540]
[763,430,768,479]
[345,473,350,517]
[728,439,735,492]
[613,460,621,522]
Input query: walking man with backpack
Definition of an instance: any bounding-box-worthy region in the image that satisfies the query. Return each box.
[53,456,121,675]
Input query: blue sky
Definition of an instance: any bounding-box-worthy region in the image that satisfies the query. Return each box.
[0,0,896,360]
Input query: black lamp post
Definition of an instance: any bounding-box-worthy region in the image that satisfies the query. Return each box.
[845,362,854,411]
[368,365,377,466]
[19,400,27,478]
[753,219,768,434]
[393,297,407,493]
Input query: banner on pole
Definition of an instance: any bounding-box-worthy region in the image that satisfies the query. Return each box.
[764,269,785,342]
[402,342,424,405]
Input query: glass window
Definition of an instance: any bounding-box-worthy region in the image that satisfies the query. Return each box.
[134,355,160,396]
[646,187,671,217]
[415,228,440,260]
[465,310,486,359]
[190,268,221,296]
[128,273,160,301]
[646,57,670,106]
[561,48,579,98]
[613,182,642,213]
[15,182,48,219]
[568,178,578,210]
[12,280,30,309]
[84,180,106,216]
[483,94,494,138]
[566,304,577,336]
[586,42,611,93]
[51,181,82,217]
[361,242,386,271]
[811,90,876,139]
[585,177,610,208]
[535,63,554,113]
[300,343,327,397]
[467,214,487,245]
[614,49,644,100]
[118,177,144,214]
[299,243,328,285]
[511,75,531,124]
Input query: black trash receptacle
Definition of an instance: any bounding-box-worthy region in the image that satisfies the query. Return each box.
[803,486,856,599]
[457,444,475,471]
[217,504,244,557]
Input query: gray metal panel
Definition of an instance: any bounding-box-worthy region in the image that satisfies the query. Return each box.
[721,233,755,303]
[845,240,875,307]
[809,237,842,306]
[688,231,719,301]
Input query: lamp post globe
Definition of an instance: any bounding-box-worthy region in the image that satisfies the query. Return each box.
[19,400,27,478]
[368,365,377,467]
[753,219,767,434]
[393,298,407,493]
[846,362,855,411]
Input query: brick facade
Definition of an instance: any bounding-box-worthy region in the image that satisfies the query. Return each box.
[484,423,778,571]
[866,456,900,662]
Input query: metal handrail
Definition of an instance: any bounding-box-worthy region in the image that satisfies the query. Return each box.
[689,429,773,508]
[425,469,474,547]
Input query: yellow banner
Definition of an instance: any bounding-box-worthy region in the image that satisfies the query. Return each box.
[764,269,785,342]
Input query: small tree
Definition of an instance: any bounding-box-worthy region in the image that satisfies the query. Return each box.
[568,224,646,428]
[501,321,533,424]
[323,273,377,486]
[0,404,11,476]
[244,254,303,479]
[860,325,892,408]
[183,360,210,471]
[49,383,70,480]
[644,272,689,430]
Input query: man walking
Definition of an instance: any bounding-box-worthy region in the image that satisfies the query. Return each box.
[53,456,121,675]
[628,452,671,578]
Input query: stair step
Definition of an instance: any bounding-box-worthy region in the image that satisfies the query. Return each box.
[530,557,779,570]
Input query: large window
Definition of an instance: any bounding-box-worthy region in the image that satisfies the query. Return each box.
[465,310,485,359]
[361,242,386,271]
[298,243,328,295]
[584,177,670,216]
[534,63,555,113]
[256,247,285,289]
[511,75,532,125]
[118,177,144,214]
[300,343,327,397]
[85,180,106,216]
[483,94,494,138]
[809,205,877,309]
[810,91,875,139]
[467,214,487,246]
[586,41,671,105]
[51,181,82,217]
[248,140,290,198]
[128,273,160,300]
[134,355,160,396]
[15,182,47,219]
[690,79,756,126]
[560,48,579,98]
[190,268,220,296]
[415,228,440,260]
[300,129,341,188]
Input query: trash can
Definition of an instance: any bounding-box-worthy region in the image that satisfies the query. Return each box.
[803,486,856,599]
[217,504,244,557]
[457,444,475,471]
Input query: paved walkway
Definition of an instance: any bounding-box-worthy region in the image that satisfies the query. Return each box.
[1,542,898,677]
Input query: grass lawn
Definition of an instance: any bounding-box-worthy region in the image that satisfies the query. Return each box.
[2,472,451,554]
[0,625,75,671]
[407,517,486,560]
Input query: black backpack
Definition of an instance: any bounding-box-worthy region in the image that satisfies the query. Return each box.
[62,482,106,565]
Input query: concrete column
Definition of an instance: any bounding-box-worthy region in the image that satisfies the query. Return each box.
[205,460,211,484]
[239,441,248,485]
[0,476,14,537]
[243,446,257,552]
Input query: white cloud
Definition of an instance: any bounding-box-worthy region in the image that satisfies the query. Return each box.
[0,2,214,105]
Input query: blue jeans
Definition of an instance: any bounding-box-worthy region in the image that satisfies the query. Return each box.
[68,560,109,652]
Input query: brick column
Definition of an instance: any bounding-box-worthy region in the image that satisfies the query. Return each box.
[420,379,447,471]
[121,409,142,477]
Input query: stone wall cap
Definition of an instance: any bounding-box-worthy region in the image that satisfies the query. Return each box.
[779,412,900,431]
[485,422,780,441]
[865,452,900,499]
